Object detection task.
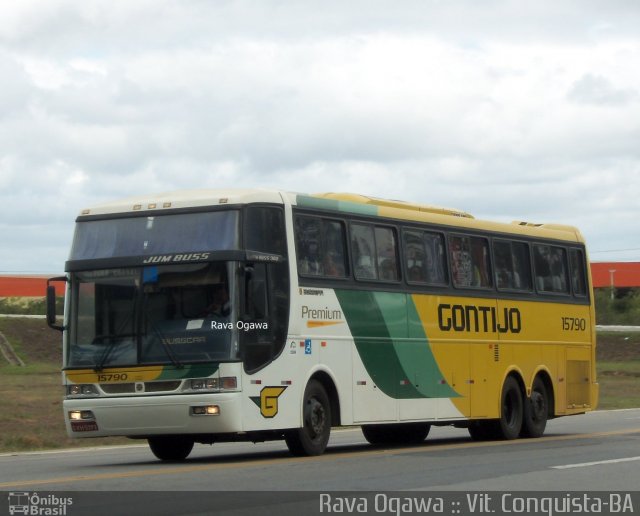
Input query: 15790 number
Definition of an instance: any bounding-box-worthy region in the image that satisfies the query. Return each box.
[561,317,587,331]
[96,373,128,382]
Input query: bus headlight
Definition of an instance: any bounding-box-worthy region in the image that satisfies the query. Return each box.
[191,405,220,416]
[69,410,95,420]
[67,384,99,396]
[190,377,237,392]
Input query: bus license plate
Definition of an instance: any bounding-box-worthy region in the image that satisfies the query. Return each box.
[71,421,99,432]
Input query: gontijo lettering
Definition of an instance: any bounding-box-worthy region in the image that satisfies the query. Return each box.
[438,303,522,334]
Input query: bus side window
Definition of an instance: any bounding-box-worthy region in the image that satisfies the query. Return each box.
[494,240,513,289]
[404,230,427,283]
[494,240,532,291]
[534,245,569,294]
[570,249,587,296]
[512,242,532,291]
[351,224,377,280]
[423,232,447,285]
[451,235,492,289]
[323,220,348,278]
[295,216,323,276]
[405,230,447,285]
[375,226,399,281]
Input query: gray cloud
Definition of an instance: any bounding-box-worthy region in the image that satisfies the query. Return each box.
[568,73,638,106]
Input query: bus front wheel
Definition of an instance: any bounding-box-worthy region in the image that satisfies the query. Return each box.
[148,436,194,461]
[285,380,331,456]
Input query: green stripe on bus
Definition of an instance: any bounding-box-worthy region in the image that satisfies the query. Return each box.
[335,290,458,399]
[296,195,378,216]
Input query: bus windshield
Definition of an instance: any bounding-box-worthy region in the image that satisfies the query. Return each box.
[68,262,238,368]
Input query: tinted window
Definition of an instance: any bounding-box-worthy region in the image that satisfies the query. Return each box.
[295,216,348,278]
[534,245,569,294]
[351,223,400,281]
[493,240,532,291]
[351,224,377,280]
[404,230,447,285]
[324,220,348,277]
[375,227,399,281]
[570,249,587,296]
[70,211,240,260]
[449,235,492,288]
[244,206,286,255]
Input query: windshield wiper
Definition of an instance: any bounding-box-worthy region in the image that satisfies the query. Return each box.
[93,333,136,372]
[146,322,184,369]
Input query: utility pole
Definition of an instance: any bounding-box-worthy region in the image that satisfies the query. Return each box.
[609,269,616,300]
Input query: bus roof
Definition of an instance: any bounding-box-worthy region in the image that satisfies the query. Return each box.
[76,189,287,217]
[76,188,584,244]
[294,192,585,244]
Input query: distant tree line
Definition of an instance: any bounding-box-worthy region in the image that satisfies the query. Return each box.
[595,288,640,325]
[0,297,63,315]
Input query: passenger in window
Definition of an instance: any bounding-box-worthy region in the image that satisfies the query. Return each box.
[451,238,473,287]
[353,237,376,279]
[408,265,424,282]
[550,251,566,292]
[302,241,322,275]
[426,238,446,284]
[471,241,490,287]
[512,254,524,289]
[535,246,552,291]
[495,252,511,289]
[324,253,344,277]
[379,259,397,280]
[201,285,230,318]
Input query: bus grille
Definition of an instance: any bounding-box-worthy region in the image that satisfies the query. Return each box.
[101,381,182,394]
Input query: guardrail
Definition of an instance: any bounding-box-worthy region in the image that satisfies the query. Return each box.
[596,325,640,332]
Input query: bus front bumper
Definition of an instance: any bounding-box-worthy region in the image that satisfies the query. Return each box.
[63,393,243,438]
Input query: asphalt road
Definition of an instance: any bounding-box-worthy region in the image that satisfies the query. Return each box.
[1,409,639,515]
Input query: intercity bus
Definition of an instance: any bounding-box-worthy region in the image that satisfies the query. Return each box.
[47,190,597,460]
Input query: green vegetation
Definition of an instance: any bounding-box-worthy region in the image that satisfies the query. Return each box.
[0,296,63,316]
[594,288,640,325]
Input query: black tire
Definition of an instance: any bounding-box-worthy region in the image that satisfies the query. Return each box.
[148,436,194,461]
[521,377,548,438]
[362,423,430,445]
[497,376,524,440]
[285,380,331,456]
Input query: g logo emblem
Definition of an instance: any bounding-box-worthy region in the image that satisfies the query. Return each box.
[250,386,287,418]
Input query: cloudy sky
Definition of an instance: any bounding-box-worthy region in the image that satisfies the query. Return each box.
[1,0,639,273]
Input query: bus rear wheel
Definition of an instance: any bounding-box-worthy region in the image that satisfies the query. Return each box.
[497,376,523,440]
[521,377,548,438]
[148,436,194,461]
[285,380,331,456]
[362,423,430,445]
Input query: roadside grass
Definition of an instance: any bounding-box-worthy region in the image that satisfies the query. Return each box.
[0,363,129,452]
[597,359,640,410]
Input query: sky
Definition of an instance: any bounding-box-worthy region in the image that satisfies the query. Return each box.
[1,0,639,273]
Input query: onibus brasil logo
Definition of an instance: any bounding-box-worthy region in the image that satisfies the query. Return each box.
[7,492,73,515]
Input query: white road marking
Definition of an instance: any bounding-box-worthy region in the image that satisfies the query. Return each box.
[551,456,640,469]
